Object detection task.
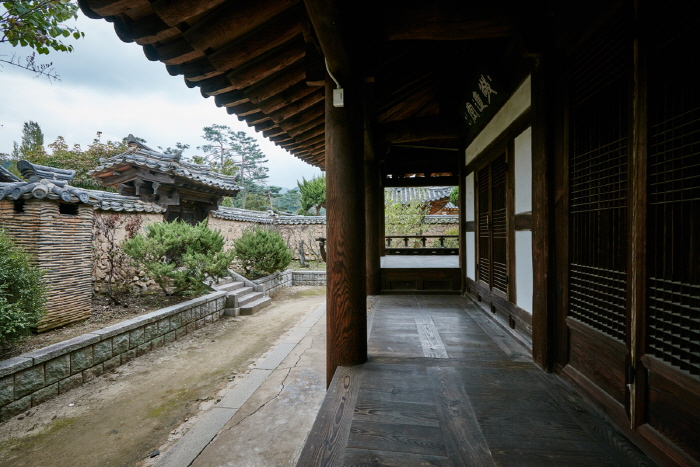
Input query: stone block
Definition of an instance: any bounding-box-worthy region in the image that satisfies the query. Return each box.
[129,327,145,349]
[170,313,182,329]
[144,323,157,341]
[21,334,99,365]
[14,365,45,399]
[0,375,13,406]
[164,331,176,344]
[45,355,70,385]
[112,333,129,355]
[58,374,83,394]
[157,319,170,336]
[196,318,205,329]
[93,340,112,364]
[0,395,31,422]
[103,356,121,372]
[83,365,103,382]
[32,383,58,406]
[0,357,33,378]
[135,342,151,358]
[151,336,164,349]
[187,323,197,334]
[205,314,214,324]
[70,347,93,375]
[175,327,187,339]
[120,349,136,365]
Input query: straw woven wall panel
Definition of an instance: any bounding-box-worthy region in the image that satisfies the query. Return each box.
[0,199,94,332]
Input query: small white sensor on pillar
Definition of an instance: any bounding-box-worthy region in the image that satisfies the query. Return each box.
[333,88,344,107]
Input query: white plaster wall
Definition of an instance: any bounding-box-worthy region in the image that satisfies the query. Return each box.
[466,232,476,280]
[466,172,475,222]
[465,75,531,165]
[514,127,532,214]
[515,231,533,313]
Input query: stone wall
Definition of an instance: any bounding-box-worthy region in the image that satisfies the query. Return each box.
[92,211,165,294]
[207,216,326,261]
[292,271,326,286]
[0,291,226,421]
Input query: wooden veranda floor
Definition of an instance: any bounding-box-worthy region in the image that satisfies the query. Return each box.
[297,295,658,467]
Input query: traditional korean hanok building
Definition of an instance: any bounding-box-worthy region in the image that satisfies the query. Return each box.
[0,162,95,332]
[79,1,699,465]
[89,136,241,224]
[385,186,458,215]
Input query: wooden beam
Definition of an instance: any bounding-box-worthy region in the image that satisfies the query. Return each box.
[84,0,142,17]
[238,112,270,125]
[291,123,324,143]
[115,14,176,45]
[215,91,247,107]
[365,159,381,295]
[243,60,306,103]
[257,81,317,114]
[268,88,324,123]
[183,0,300,51]
[151,0,226,27]
[379,115,461,144]
[262,127,287,138]
[287,115,324,137]
[166,57,218,80]
[224,101,260,116]
[149,38,204,65]
[531,51,558,372]
[381,0,515,41]
[197,74,236,96]
[207,5,304,72]
[383,175,458,187]
[226,38,305,90]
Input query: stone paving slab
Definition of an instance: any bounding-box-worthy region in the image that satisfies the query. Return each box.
[154,303,326,467]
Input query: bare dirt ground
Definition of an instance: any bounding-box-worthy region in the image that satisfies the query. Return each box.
[0,286,326,467]
[2,294,195,360]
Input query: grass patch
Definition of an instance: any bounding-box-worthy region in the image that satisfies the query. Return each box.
[289,260,325,271]
[0,417,76,454]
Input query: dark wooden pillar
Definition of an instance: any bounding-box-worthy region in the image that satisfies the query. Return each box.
[365,159,381,295]
[458,141,467,294]
[305,0,368,384]
[324,76,367,385]
[531,52,560,372]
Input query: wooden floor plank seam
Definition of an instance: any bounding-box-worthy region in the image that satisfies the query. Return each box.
[415,313,449,358]
[427,366,497,467]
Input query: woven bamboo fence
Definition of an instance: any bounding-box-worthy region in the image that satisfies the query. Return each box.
[0,199,94,332]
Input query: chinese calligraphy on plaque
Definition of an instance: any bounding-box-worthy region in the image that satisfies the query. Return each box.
[460,69,505,141]
[463,74,498,126]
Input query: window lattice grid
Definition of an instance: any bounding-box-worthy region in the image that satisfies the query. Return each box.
[569,264,627,340]
[477,166,490,283]
[491,155,508,293]
[568,5,630,342]
[646,14,700,377]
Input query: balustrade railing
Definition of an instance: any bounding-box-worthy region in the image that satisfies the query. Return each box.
[384,235,459,255]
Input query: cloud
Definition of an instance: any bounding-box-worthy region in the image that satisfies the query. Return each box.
[0,13,321,188]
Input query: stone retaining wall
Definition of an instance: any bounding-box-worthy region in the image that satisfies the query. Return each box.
[292,271,327,286]
[253,270,293,295]
[0,291,226,422]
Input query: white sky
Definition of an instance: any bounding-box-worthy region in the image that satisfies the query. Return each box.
[0,13,322,189]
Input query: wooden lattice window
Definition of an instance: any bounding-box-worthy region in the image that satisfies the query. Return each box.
[646,7,700,376]
[568,6,632,341]
[477,153,508,295]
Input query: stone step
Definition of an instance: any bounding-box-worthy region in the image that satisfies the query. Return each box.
[239,296,271,316]
[238,291,265,307]
[216,281,244,292]
[225,286,254,307]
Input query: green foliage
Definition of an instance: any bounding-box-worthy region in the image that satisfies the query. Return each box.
[449,186,459,206]
[1,1,85,79]
[232,227,293,278]
[123,221,235,296]
[195,125,270,209]
[384,192,429,236]
[272,187,301,214]
[0,230,47,346]
[297,175,326,215]
[432,227,459,248]
[7,126,127,189]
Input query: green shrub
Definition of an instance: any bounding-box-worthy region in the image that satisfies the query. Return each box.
[0,230,47,346]
[123,220,234,296]
[233,227,293,278]
[431,227,459,248]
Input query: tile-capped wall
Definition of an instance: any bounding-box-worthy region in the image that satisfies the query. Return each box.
[0,291,226,421]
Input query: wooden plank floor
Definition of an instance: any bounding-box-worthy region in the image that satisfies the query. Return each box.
[298,295,659,467]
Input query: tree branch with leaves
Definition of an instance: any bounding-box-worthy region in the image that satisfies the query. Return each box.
[0,1,84,80]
